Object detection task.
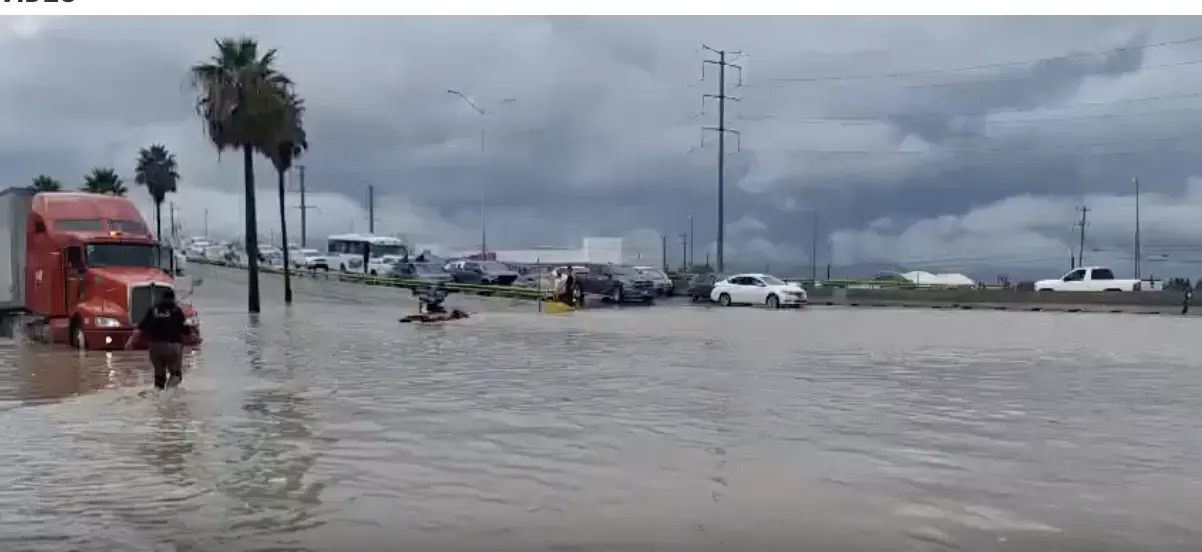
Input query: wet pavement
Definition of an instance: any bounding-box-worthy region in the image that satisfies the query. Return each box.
[0,264,1200,551]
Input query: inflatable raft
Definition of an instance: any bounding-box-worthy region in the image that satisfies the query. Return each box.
[399,310,470,324]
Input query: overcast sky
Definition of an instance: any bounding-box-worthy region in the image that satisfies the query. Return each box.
[5,16,1202,277]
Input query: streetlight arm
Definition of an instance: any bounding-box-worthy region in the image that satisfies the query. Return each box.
[446,89,485,115]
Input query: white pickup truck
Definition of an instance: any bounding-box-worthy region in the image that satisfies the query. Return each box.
[1034,266,1142,292]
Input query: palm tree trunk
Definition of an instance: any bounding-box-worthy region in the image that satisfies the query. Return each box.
[154,201,163,243]
[242,144,261,314]
[277,168,292,305]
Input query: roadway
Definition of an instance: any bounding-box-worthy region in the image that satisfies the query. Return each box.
[0,264,1196,551]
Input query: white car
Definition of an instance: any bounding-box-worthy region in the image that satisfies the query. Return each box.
[710,273,808,308]
[293,249,330,271]
[173,249,187,275]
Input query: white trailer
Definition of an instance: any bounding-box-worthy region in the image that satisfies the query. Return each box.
[0,187,34,314]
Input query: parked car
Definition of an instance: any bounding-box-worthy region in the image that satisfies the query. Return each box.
[394,262,453,285]
[444,259,520,285]
[514,272,557,291]
[687,273,720,302]
[578,263,656,304]
[710,273,808,309]
[634,266,675,296]
[294,249,330,271]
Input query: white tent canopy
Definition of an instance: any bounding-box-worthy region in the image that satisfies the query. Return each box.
[897,270,976,287]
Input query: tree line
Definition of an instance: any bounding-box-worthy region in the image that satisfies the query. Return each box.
[32,36,309,312]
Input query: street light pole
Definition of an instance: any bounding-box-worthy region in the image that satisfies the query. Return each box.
[447,89,515,259]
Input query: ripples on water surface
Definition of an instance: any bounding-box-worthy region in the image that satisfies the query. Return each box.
[0,268,1199,551]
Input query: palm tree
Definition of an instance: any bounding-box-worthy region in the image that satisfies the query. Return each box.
[31,175,62,192]
[261,91,308,305]
[134,144,181,242]
[190,36,292,314]
[81,168,127,196]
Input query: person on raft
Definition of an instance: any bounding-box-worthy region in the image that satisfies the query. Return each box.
[419,284,449,314]
[416,284,468,320]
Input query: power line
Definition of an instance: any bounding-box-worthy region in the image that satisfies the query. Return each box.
[701,44,744,273]
[749,57,1202,90]
[760,35,1202,84]
[738,101,1202,127]
[739,89,1202,123]
[777,130,1202,157]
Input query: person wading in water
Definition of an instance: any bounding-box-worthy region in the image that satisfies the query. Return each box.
[125,288,188,391]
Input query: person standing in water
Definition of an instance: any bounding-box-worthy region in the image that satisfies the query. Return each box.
[125,288,188,390]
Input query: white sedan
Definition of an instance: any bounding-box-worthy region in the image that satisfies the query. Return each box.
[710,273,808,308]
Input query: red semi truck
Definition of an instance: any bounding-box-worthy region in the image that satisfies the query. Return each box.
[0,187,202,350]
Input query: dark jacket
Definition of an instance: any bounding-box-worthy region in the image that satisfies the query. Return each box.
[138,302,187,344]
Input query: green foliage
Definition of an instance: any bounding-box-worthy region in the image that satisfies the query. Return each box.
[31,174,61,192]
[81,167,127,196]
[134,143,180,204]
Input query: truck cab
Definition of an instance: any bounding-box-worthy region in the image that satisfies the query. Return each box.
[1,188,202,350]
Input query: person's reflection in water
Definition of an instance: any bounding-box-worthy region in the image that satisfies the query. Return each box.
[142,399,196,481]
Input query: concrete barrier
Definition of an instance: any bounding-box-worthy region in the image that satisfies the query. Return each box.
[806,287,1187,307]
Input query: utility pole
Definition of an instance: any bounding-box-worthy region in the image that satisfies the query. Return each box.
[701,45,743,273]
[294,164,315,247]
[688,215,695,268]
[203,208,209,239]
[810,210,819,282]
[480,190,487,259]
[1075,205,1091,267]
[679,233,688,271]
[1134,177,1141,279]
[367,184,375,234]
[168,202,177,245]
[661,234,668,272]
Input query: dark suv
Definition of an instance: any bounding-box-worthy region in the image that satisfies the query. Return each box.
[578,263,657,304]
[445,259,519,286]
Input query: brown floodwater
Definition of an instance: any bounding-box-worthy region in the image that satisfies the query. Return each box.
[0,265,1198,551]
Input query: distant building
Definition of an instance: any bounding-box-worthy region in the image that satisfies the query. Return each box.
[477,237,668,267]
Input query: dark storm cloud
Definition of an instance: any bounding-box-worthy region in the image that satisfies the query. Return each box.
[4,15,1202,273]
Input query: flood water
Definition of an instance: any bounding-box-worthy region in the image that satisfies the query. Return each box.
[0,265,1199,551]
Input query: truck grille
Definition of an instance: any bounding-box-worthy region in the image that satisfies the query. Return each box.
[129,284,174,323]
[633,280,653,289]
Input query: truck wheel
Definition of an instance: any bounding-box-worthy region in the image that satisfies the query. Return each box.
[766,294,780,309]
[718,293,732,307]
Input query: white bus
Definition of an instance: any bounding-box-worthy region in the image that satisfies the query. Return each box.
[326,233,408,274]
